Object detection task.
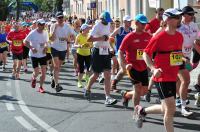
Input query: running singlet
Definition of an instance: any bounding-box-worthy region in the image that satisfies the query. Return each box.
[178,22,199,59]
[76,33,92,56]
[119,31,152,71]
[7,31,26,54]
[0,33,8,48]
[144,31,183,82]
[115,27,133,52]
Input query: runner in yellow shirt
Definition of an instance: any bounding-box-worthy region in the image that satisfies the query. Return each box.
[74,24,92,88]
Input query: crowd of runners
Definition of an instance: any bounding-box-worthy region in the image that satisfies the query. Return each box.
[0,5,200,132]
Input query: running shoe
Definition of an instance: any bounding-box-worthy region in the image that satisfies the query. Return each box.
[194,92,200,107]
[176,98,181,108]
[55,84,63,92]
[134,105,144,128]
[83,89,91,101]
[38,87,45,93]
[77,81,83,88]
[194,84,200,92]
[31,78,36,88]
[143,90,151,102]
[98,77,104,84]
[51,79,55,88]
[121,90,129,108]
[181,107,193,117]
[105,97,118,106]
[2,66,6,71]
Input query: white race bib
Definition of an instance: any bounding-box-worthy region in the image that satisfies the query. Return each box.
[99,46,109,55]
[58,37,66,45]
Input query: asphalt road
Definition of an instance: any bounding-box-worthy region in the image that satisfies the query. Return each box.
[0,56,199,132]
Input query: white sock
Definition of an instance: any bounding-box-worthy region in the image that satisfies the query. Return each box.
[181,100,186,109]
[106,95,111,100]
[111,75,115,80]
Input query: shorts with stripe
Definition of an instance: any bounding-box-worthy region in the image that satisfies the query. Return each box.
[155,82,176,100]
[127,68,148,86]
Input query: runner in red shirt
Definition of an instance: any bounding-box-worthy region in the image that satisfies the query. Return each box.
[118,14,151,108]
[145,8,164,34]
[144,8,164,102]
[134,8,183,132]
[7,22,26,79]
[21,22,31,72]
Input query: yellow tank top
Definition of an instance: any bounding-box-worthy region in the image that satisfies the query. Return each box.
[76,33,92,56]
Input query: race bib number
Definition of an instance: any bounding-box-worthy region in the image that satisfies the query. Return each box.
[59,37,66,45]
[13,40,22,47]
[0,42,8,48]
[136,49,143,60]
[39,43,45,49]
[170,52,183,66]
[99,46,109,55]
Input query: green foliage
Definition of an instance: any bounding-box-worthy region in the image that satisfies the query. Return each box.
[32,0,55,12]
[0,0,12,21]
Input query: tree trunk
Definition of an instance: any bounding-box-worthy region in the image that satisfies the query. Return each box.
[16,0,20,21]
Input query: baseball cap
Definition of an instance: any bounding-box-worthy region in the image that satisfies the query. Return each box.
[100,11,113,23]
[21,22,28,26]
[32,20,37,24]
[182,6,197,14]
[37,19,46,24]
[162,8,183,21]
[51,17,57,22]
[56,11,64,18]
[135,14,148,24]
[123,15,132,21]
[80,24,90,30]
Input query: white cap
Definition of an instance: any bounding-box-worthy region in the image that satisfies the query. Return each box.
[32,20,37,24]
[80,24,90,30]
[51,17,57,22]
[163,8,183,21]
[123,15,132,21]
[37,19,46,24]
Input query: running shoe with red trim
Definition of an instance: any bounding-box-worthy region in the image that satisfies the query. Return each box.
[31,78,36,88]
[38,87,45,93]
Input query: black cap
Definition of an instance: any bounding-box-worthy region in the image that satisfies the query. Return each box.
[56,11,64,18]
[182,6,197,14]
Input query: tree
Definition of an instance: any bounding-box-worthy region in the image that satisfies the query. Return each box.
[0,0,11,21]
[16,0,20,21]
[56,0,63,12]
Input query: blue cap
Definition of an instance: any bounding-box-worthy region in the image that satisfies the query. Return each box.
[100,11,113,23]
[135,14,148,24]
[21,22,28,26]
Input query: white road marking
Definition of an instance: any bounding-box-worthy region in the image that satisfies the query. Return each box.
[15,116,37,131]
[5,92,15,111]
[15,80,58,132]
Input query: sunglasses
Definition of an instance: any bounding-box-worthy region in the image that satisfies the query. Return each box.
[39,23,45,26]
[186,13,194,16]
[169,15,181,20]
[57,17,64,19]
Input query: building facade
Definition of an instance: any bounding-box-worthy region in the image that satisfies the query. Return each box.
[63,0,200,23]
